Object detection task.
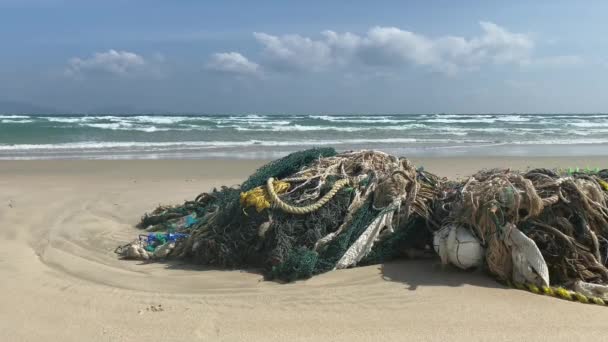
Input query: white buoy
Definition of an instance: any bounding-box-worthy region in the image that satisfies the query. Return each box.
[434,224,484,270]
[433,226,450,265]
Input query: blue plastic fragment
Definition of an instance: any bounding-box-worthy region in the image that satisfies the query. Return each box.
[140,232,189,248]
[184,215,198,228]
[167,233,189,242]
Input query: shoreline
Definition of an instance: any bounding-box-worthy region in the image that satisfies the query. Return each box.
[4,143,608,160]
[3,155,608,179]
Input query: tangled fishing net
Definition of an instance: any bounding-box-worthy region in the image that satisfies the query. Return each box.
[116,148,608,305]
[432,167,608,303]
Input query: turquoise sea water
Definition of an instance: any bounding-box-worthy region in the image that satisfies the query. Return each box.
[1,114,607,159]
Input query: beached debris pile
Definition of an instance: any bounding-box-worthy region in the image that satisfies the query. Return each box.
[117,148,439,282]
[116,148,608,304]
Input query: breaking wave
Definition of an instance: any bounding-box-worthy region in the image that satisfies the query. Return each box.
[1,113,608,158]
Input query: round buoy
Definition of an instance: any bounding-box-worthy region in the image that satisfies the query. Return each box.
[434,225,484,270]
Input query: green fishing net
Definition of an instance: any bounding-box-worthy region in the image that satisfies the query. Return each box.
[241,147,337,191]
[135,148,433,282]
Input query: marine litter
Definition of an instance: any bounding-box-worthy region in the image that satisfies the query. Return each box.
[116,148,608,305]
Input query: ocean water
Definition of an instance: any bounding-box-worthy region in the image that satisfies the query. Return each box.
[1,114,607,159]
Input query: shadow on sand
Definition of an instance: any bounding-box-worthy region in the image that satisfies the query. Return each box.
[133,258,267,277]
[379,258,505,291]
[133,255,507,290]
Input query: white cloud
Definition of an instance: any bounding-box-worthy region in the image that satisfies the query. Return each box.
[359,27,442,67]
[212,21,579,76]
[206,52,260,75]
[210,21,582,75]
[472,21,534,64]
[253,32,333,71]
[65,49,147,78]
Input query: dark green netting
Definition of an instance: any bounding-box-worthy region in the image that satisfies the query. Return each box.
[140,148,338,231]
[268,247,319,282]
[132,148,438,283]
[264,177,352,264]
[188,187,267,267]
[361,217,430,265]
[138,148,350,273]
[267,198,377,281]
[241,147,337,191]
[313,199,378,274]
[138,201,205,229]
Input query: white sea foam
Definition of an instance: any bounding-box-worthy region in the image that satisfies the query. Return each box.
[221,114,268,122]
[4,136,608,153]
[431,126,505,134]
[76,121,206,132]
[84,123,133,130]
[431,114,493,118]
[426,118,498,123]
[44,117,87,123]
[217,120,292,127]
[130,116,192,124]
[1,119,34,123]
[0,115,31,119]
[494,115,530,122]
[43,116,128,123]
[232,124,428,132]
[310,115,414,124]
[549,114,608,119]
[569,122,608,128]
[0,138,477,151]
[426,115,534,123]
[513,138,608,145]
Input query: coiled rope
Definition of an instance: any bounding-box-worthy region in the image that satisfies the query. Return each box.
[509,281,607,306]
[267,177,350,215]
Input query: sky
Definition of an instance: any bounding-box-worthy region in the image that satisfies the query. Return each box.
[1,0,607,114]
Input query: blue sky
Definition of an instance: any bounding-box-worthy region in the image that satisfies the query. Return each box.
[1,0,606,113]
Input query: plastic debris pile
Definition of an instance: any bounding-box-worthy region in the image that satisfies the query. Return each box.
[116,148,608,304]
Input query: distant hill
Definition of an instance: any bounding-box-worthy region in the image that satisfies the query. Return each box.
[0,101,66,115]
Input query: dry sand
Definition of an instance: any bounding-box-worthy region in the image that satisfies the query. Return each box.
[2,157,608,341]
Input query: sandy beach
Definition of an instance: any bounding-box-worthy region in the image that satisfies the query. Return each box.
[2,157,608,342]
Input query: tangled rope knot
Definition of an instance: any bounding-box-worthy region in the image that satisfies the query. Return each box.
[267,177,350,215]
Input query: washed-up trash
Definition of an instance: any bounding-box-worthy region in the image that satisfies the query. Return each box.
[433,224,484,270]
[115,232,188,260]
[144,213,198,232]
[115,148,608,306]
[506,224,550,287]
[153,242,176,259]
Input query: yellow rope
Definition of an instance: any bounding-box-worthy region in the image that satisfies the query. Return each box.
[598,179,608,191]
[266,177,350,215]
[240,177,350,214]
[240,181,291,212]
[509,281,606,306]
